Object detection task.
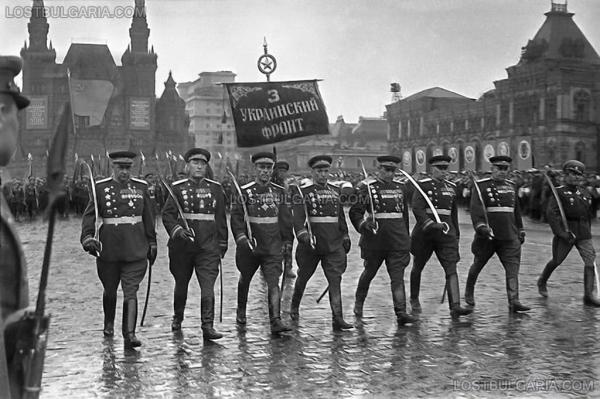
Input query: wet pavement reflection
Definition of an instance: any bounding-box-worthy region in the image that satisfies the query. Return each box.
[15,210,600,397]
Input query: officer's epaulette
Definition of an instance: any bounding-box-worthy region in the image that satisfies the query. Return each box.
[361,177,377,186]
[131,177,148,185]
[204,178,221,186]
[476,177,491,183]
[556,185,565,189]
[392,177,405,184]
[96,177,111,184]
[505,179,515,185]
[172,178,188,186]
[444,179,457,187]
[300,180,314,189]
[270,182,284,190]
[419,178,432,183]
[241,181,255,189]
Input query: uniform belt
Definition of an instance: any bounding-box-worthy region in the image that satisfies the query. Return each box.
[308,216,338,223]
[103,216,142,225]
[487,207,514,213]
[182,213,215,221]
[425,209,451,216]
[368,212,403,219]
[248,216,278,224]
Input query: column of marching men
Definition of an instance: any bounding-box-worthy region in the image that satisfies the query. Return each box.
[78,147,600,349]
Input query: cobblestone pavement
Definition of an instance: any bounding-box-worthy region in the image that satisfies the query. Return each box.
[15,209,600,398]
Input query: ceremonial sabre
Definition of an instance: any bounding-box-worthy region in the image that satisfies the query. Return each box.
[140,262,152,327]
[158,174,195,241]
[397,170,450,234]
[468,171,494,240]
[358,158,378,234]
[227,168,256,251]
[543,172,576,242]
[82,161,102,257]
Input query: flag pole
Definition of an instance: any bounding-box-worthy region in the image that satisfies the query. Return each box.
[66,68,78,159]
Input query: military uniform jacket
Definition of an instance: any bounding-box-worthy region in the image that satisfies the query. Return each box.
[292,181,349,254]
[162,177,228,252]
[0,193,28,322]
[349,178,410,251]
[411,178,459,239]
[81,177,156,262]
[471,178,523,241]
[231,181,293,255]
[547,184,593,240]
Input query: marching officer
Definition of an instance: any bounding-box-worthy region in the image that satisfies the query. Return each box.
[231,152,293,334]
[273,160,296,278]
[162,148,228,340]
[349,155,418,325]
[464,156,530,312]
[409,155,472,319]
[81,151,157,348]
[290,155,353,331]
[537,160,600,307]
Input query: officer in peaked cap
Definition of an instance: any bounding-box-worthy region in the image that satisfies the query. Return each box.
[231,151,293,335]
[409,153,472,319]
[162,147,228,340]
[274,160,290,171]
[349,155,418,326]
[0,54,38,399]
[538,160,600,307]
[465,155,530,313]
[290,154,354,331]
[81,149,157,349]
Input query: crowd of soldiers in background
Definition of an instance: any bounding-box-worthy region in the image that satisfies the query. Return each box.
[4,163,600,222]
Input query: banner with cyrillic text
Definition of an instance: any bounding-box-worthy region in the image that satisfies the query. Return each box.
[225,80,329,147]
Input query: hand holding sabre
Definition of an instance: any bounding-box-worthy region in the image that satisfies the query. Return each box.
[358,158,378,235]
[227,168,256,251]
[467,170,494,240]
[158,174,195,242]
[396,169,450,234]
[82,161,102,257]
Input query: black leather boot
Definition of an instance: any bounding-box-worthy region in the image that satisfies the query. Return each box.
[583,267,600,307]
[409,267,422,313]
[506,277,531,313]
[464,272,476,307]
[123,299,142,349]
[392,284,418,325]
[353,291,366,318]
[103,293,116,337]
[171,314,183,331]
[236,278,250,325]
[269,288,291,334]
[537,260,558,298]
[330,285,353,331]
[201,296,223,340]
[290,283,306,321]
[447,274,473,319]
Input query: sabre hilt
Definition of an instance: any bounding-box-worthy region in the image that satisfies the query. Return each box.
[441,221,450,235]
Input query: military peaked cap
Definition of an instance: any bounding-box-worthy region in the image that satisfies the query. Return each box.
[274,160,290,170]
[429,155,451,165]
[377,155,401,168]
[184,148,211,163]
[489,155,512,166]
[0,56,30,109]
[563,160,585,175]
[251,152,275,164]
[109,150,137,165]
[308,155,332,169]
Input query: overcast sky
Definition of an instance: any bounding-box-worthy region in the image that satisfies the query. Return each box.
[1,0,599,122]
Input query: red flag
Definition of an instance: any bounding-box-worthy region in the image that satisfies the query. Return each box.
[46,102,71,198]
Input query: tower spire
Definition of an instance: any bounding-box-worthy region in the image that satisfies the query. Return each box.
[28,0,49,50]
[129,0,150,53]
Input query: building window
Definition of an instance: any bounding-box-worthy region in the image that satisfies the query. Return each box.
[575,141,585,162]
[573,90,591,121]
